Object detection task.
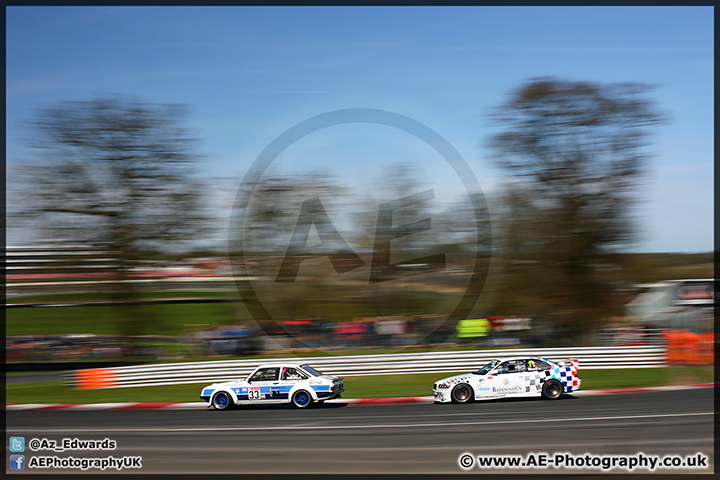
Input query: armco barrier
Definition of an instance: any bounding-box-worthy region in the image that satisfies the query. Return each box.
[69,346,667,389]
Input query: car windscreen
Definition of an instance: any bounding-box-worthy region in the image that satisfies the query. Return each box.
[473,360,500,375]
[300,364,324,377]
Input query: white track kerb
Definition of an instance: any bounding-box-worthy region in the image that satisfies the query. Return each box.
[5,384,713,410]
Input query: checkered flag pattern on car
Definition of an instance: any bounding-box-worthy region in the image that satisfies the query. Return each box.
[444,376,471,389]
[549,359,579,393]
[525,372,546,393]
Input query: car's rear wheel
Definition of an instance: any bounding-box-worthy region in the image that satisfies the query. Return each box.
[212,391,233,410]
[451,383,473,404]
[541,379,563,400]
[292,390,312,408]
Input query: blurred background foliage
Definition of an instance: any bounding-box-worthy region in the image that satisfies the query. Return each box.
[9,78,705,361]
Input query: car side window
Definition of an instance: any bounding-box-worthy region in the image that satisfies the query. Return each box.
[496,362,509,374]
[526,359,550,371]
[249,367,279,382]
[281,367,307,380]
[498,360,525,374]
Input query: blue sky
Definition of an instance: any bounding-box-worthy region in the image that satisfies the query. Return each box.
[6,6,714,253]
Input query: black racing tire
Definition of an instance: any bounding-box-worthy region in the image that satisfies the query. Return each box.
[451,383,473,404]
[541,379,563,400]
[212,391,233,410]
[291,389,313,408]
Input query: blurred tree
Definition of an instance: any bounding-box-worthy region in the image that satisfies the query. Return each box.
[238,174,345,258]
[232,174,351,323]
[12,96,210,337]
[487,77,665,344]
[232,168,485,336]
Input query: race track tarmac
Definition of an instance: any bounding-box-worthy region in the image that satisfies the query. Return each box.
[6,387,714,474]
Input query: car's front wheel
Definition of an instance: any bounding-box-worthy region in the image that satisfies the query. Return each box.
[292,390,313,408]
[541,379,563,400]
[451,383,473,404]
[212,391,233,410]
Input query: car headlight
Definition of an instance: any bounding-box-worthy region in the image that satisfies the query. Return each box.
[434,383,449,389]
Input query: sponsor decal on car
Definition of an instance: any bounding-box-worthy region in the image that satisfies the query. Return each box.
[492,386,523,394]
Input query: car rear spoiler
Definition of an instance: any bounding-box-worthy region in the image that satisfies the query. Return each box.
[558,358,579,373]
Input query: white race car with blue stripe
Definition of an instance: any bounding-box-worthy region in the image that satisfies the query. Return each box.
[433,357,580,404]
[201,363,344,410]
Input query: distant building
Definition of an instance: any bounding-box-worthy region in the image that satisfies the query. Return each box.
[625,279,714,334]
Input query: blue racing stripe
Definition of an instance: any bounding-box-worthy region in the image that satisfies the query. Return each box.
[239,385,293,400]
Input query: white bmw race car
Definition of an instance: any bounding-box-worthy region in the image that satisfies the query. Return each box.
[433,356,580,403]
[201,363,344,410]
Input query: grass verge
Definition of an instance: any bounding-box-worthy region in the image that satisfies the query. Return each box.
[6,302,242,336]
[6,366,713,405]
